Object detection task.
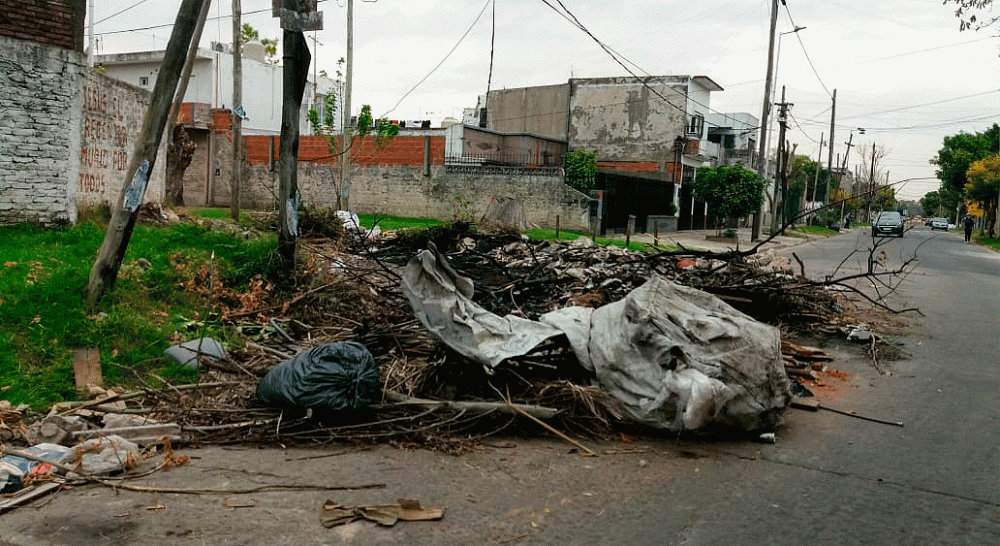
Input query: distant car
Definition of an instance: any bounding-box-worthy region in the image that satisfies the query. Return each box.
[930,217,949,231]
[871,211,905,238]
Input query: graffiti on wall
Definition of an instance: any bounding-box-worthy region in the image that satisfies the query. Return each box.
[79,84,130,197]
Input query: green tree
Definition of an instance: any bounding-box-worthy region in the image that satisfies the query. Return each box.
[965,154,1000,235]
[692,165,766,234]
[784,154,832,222]
[563,149,597,192]
[240,24,278,64]
[308,93,337,135]
[920,190,944,217]
[930,125,1000,217]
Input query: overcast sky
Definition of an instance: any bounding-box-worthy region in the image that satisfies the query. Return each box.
[91,0,1000,200]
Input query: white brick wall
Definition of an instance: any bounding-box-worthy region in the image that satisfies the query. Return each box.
[0,35,165,225]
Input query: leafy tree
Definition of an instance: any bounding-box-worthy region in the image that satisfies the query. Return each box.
[239,24,278,64]
[308,104,400,209]
[965,154,1000,235]
[944,0,1000,30]
[564,149,597,192]
[929,125,999,221]
[920,190,944,216]
[308,93,337,135]
[692,165,766,234]
[785,154,832,221]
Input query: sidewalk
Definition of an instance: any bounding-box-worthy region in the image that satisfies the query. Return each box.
[615,227,816,253]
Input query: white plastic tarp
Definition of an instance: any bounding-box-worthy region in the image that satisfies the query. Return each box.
[542,276,791,431]
[401,244,565,369]
[401,246,791,431]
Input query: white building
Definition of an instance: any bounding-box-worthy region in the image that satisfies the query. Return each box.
[95,42,340,136]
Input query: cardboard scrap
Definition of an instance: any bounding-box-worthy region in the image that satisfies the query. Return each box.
[321,499,444,528]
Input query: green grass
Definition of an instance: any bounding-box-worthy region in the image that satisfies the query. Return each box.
[358,214,446,231]
[0,220,277,408]
[787,225,839,237]
[184,207,253,222]
[525,228,655,252]
[974,233,1000,252]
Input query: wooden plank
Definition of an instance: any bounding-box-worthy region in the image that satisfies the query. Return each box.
[72,347,102,389]
[0,482,62,515]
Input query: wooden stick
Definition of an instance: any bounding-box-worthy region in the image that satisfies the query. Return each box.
[382,391,560,420]
[819,404,904,427]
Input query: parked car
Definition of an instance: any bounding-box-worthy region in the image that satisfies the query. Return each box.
[930,217,949,231]
[871,211,904,238]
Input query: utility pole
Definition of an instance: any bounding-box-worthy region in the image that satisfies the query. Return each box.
[274,0,320,269]
[809,132,824,203]
[866,141,876,221]
[824,89,836,203]
[340,0,353,210]
[230,0,242,221]
[753,0,779,241]
[771,86,791,234]
[170,0,213,129]
[87,0,208,306]
[88,0,95,67]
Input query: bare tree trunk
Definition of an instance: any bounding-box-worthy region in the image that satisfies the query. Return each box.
[166,125,195,207]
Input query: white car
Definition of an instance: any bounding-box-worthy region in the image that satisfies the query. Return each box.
[930,217,949,231]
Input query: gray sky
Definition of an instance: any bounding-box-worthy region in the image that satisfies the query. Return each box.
[91,0,1000,201]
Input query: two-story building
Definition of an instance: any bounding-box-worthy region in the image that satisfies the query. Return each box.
[482,75,726,232]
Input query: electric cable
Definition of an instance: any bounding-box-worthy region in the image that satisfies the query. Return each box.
[379,0,492,119]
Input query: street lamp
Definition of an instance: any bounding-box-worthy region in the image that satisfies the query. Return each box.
[764,25,806,174]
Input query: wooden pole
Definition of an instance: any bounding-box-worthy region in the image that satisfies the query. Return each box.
[230,0,242,221]
[277,17,311,269]
[752,0,778,242]
[86,0,208,306]
[340,0,353,210]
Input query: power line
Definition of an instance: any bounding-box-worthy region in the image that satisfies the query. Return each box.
[536,0,735,127]
[94,0,156,26]
[380,0,492,118]
[782,2,832,98]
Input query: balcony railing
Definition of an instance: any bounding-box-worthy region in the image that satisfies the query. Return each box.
[445,151,563,168]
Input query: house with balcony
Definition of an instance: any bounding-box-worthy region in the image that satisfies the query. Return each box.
[482,75,725,232]
[706,112,758,168]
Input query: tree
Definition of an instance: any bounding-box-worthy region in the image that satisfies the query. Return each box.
[240,23,278,64]
[965,154,1000,235]
[692,165,766,234]
[944,0,1000,29]
[920,190,944,217]
[784,154,832,221]
[564,149,597,192]
[929,124,999,221]
[307,104,399,209]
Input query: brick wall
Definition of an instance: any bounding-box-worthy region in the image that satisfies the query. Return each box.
[1,35,166,225]
[0,0,85,52]
[0,35,83,224]
[226,132,585,230]
[241,160,589,230]
[77,70,166,209]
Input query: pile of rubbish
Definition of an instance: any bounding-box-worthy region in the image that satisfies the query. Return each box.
[1,222,864,466]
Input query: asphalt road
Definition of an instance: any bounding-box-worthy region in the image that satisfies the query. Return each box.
[2,225,998,546]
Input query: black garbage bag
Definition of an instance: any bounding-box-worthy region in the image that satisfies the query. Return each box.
[256,342,380,411]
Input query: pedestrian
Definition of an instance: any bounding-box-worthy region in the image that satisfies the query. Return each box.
[963,214,975,243]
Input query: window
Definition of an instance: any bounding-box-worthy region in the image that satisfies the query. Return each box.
[139,76,149,86]
[686,113,704,137]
